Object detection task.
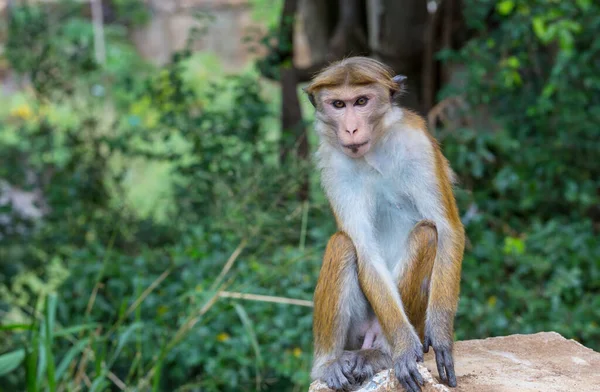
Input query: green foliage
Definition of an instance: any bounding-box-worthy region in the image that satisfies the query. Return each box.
[452,0,600,219]
[0,3,317,390]
[442,0,600,343]
[458,219,600,343]
[248,0,284,27]
[6,4,97,96]
[111,0,151,26]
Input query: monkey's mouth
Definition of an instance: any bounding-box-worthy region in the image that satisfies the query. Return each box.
[344,140,369,152]
[342,140,371,157]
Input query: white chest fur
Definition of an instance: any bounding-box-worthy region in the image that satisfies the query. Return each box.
[317,124,437,277]
[365,153,423,274]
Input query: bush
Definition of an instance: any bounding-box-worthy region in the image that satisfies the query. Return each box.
[443,0,600,343]
[0,3,320,391]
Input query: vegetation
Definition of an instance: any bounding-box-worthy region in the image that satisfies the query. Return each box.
[0,1,598,391]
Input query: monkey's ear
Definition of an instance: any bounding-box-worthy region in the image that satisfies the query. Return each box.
[393,74,408,85]
[302,87,317,108]
[391,74,407,103]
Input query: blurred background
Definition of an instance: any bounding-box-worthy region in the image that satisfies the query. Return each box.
[0,0,599,391]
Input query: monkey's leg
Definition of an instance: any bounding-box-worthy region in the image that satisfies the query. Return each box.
[398,220,460,387]
[397,220,438,340]
[423,226,463,388]
[312,232,369,391]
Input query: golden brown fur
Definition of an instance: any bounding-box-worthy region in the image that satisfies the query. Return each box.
[305,57,400,97]
[313,232,356,354]
[357,259,408,350]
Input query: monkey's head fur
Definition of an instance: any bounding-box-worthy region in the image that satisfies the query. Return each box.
[304,56,406,158]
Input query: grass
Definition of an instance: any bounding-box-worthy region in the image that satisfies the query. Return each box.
[0,229,314,391]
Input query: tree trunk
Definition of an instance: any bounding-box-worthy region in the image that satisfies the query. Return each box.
[300,0,430,112]
[328,0,369,58]
[369,0,428,113]
[298,0,335,65]
[279,0,309,200]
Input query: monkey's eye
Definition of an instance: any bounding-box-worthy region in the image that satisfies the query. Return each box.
[332,100,345,109]
[355,97,369,106]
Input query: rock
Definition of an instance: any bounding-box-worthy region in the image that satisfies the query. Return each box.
[309,332,600,392]
[437,332,600,392]
[309,364,450,392]
[308,364,449,392]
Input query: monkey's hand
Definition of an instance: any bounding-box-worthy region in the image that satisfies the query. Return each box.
[393,329,425,392]
[319,351,360,391]
[423,321,457,388]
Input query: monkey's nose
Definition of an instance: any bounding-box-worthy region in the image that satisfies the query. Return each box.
[345,128,358,135]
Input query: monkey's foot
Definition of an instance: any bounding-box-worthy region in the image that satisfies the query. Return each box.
[351,349,392,384]
[320,351,360,391]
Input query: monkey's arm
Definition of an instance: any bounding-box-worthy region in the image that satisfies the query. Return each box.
[323,175,425,391]
[412,149,465,388]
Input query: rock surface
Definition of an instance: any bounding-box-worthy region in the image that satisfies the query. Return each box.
[309,364,449,392]
[309,332,600,392]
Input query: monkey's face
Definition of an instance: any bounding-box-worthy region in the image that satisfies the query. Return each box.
[316,84,390,158]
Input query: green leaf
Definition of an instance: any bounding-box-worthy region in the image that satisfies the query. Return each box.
[558,29,575,52]
[54,323,100,338]
[532,17,548,42]
[90,375,109,392]
[45,294,57,341]
[234,304,263,368]
[45,294,57,392]
[0,324,34,331]
[36,331,47,387]
[503,237,526,255]
[0,349,26,376]
[506,56,520,69]
[496,0,515,16]
[108,322,143,367]
[152,357,163,392]
[25,348,38,392]
[55,338,90,382]
[542,84,556,98]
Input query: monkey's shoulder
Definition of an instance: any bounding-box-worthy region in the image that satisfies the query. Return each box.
[393,111,457,184]
[398,109,427,131]
[385,121,438,165]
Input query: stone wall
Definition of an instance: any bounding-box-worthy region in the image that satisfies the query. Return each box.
[131,0,263,68]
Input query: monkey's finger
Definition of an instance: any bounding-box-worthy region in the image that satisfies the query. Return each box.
[398,379,413,392]
[412,366,424,386]
[443,350,457,387]
[344,371,356,386]
[423,337,431,353]
[342,358,357,377]
[407,374,422,392]
[324,368,350,391]
[354,352,365,371]
[416,350,424,362]
[397,367,420,392]
[435,351,447,384]
[400,375,420,392]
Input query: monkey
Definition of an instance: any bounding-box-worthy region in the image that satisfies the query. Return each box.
[304,57,465,392]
